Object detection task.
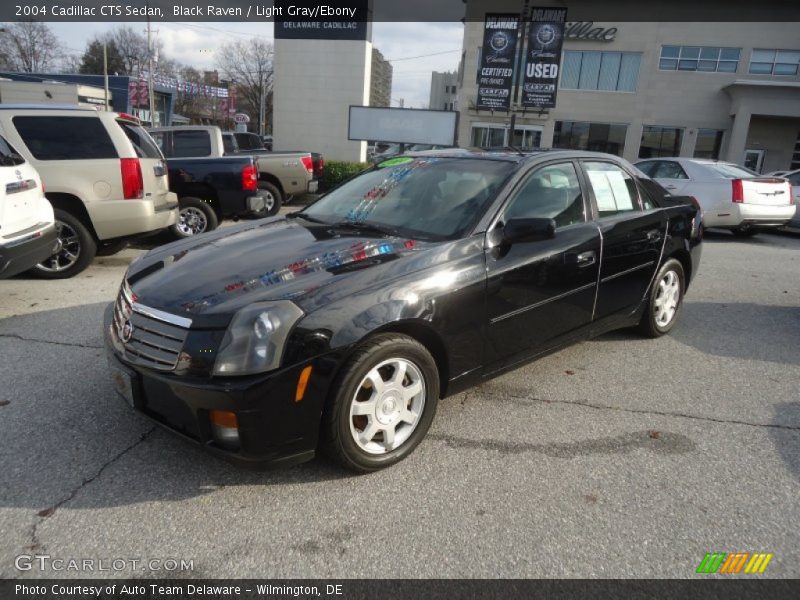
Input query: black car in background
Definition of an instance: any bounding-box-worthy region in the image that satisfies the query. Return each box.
[104,150,702,472]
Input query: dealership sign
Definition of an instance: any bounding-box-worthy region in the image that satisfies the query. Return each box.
[476,14,520,111]
[274,0,369,41]
[521,7,568,109]
[564,21,617,42]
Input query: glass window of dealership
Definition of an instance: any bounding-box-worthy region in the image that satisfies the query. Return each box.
[457,12,800,173]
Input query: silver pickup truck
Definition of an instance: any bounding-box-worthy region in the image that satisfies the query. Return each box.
[149,126,319,216]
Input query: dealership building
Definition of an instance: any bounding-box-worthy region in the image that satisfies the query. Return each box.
[458,2,800,173]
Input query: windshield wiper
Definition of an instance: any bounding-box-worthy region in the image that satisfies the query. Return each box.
[327,220,403,238]
[288,212,327,224]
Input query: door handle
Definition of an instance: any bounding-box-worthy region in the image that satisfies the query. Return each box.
[576,251,596,267]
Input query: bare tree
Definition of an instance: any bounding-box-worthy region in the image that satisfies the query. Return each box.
[105,25,165,76]
[216,39,274,134]
[1,22,63,72]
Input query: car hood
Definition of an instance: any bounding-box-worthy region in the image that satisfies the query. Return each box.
[126,217,436,327]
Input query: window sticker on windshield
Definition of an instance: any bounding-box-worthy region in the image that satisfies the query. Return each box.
[378,156,415,168]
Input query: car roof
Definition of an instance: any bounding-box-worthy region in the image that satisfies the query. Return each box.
[402,148,627,164]
[0,103,97,112]
[636,156,737,167]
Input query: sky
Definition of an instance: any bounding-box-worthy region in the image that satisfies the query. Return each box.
[46,21,465,108]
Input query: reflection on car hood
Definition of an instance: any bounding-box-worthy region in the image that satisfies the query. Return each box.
[126,217,432,325]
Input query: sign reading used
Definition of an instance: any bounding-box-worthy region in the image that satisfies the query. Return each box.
[521,7,568,109]
[476,14,520,111]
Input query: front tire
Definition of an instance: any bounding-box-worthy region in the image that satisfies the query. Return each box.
[321,334,439,472]
[637,258,685,338]
[31,210,96,279]
[171,197,218,238]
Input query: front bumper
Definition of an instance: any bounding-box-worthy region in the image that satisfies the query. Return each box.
[103,303,330,468]
[0,224,58,279]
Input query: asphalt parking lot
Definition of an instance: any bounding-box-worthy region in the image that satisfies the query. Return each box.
[1,221,798,579]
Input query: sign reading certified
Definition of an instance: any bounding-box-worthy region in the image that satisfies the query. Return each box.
[476,14,520,111]
[521,7,568,109]
[274,0,369,41]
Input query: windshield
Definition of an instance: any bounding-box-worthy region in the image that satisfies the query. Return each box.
[302,157,514,240]
[705,163,759,179]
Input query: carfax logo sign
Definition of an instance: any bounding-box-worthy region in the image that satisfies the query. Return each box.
[476,14,520,111]
[521,7,568,109]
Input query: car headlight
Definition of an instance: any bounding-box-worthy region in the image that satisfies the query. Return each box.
[213,301,304,376]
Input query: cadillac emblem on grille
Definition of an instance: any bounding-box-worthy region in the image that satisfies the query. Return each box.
[120,319,134,343]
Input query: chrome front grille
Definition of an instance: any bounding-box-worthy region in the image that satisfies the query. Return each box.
[112,280,191,371]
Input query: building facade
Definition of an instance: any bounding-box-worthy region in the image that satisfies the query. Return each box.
[430,71,459,112]
[457,4,800,173]
[0,72,176,126]
[370,48,393,107]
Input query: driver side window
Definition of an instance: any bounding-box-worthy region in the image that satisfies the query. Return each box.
[503,162,585,228]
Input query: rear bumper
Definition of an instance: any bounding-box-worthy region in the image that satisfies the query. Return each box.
[0,224,57,279]
[91,193,179,240]
[705,203,794,228]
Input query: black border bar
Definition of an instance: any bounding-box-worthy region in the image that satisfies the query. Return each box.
[1,0,800,22]
[3,579,800,600]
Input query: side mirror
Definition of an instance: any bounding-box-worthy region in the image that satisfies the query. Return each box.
[502,217,556,244]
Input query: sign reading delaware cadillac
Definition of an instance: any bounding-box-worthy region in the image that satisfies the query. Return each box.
[476,14,520,111]
[521,7,568,109]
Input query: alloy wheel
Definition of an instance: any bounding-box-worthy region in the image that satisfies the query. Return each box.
[176,206,208,236]
[349,358,426,455]
[37,220,80,273]
[654,270,680,327]
[263,191,275,213]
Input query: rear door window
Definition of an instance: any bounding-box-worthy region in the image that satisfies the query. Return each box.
[172,131,212,157]
[653,161,689,179]
[13,116,117,160]
[222,135,236,154]
[117,121,162,159]
[0,135,25,166]
[583,161,641,217]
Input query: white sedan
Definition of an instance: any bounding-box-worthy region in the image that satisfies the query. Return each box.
[779,169,800,228]
[635,158,794,237]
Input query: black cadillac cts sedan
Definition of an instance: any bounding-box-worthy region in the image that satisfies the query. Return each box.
[104,149,702,472]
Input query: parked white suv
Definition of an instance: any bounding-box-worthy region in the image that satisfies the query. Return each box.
[635,157,794,237]
[0,105,178,277]
[0,133,56,278]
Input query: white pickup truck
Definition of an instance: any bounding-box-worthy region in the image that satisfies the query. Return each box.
[149,126,320,216]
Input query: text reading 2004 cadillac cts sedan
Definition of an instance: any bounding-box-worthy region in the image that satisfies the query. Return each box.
[104,150,702,472]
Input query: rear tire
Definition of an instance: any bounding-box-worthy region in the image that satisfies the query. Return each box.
[31,210,96,279]
[732,226,758,238]
[96,239,129,256]
[637,258,685,338]
[320,334,439,473]
[254,181,282,217]
[170,197,218,238]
